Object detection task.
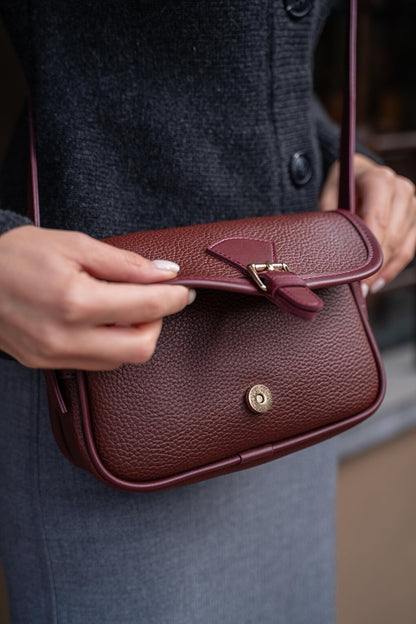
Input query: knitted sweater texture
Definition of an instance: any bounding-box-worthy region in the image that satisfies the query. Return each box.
[0,0,341,238]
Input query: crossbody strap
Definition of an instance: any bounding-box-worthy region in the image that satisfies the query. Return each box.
[28,94,40,226]
[28,0,357,224]
[339,0,357,213]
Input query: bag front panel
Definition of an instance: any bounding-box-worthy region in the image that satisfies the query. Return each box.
[83,283,380,482]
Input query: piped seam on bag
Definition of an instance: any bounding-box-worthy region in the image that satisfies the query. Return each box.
[205,211,381,287]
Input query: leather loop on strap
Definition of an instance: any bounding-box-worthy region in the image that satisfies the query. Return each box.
[262,272,324,322]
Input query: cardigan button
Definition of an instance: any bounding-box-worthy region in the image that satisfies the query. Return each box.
[284,0,313,20]
[289,151,313,187]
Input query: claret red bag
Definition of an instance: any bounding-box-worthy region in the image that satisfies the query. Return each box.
[30,0,385,491]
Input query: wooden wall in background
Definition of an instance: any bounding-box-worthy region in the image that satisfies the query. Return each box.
[338,429,416,624]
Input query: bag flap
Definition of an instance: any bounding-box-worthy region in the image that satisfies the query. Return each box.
[103,210,382,294]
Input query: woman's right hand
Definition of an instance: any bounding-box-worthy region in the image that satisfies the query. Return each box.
[0,225,194,370]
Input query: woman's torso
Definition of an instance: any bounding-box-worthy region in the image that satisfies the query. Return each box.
[1,0,334,236]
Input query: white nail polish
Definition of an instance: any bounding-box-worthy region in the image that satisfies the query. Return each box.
[361,283,369,298]
[152,259,180,273]
[188,289,197,305]
[370,278,386,294]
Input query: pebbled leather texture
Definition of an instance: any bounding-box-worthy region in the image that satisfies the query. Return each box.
[46,210,386,491]
[103,211,381,289]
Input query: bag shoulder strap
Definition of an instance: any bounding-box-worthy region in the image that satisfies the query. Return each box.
[28,0,357,225]
[339,0,357,214]
[28,95,40,226]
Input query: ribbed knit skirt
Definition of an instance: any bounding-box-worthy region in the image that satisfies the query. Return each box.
[0,359,336,624]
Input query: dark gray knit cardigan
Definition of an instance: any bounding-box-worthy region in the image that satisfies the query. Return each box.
[0,0,343,238]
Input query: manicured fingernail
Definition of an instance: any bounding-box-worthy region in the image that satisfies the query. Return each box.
[361,283,369,298]
[152,259,180,273]
[188,289,197,305]
[370,278,386,294]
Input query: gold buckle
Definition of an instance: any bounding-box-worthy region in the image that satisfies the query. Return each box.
[247,262,290,291]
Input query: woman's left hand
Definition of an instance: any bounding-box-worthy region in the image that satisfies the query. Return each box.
[319,153,416,296]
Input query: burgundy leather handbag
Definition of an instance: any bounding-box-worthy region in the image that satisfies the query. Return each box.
[31,0,385,491]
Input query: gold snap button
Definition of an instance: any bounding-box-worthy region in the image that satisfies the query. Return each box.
[246,384,273,414]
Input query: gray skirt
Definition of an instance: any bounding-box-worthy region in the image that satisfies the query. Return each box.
[0,359,336,624]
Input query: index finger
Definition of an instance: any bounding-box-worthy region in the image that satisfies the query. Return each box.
[63,275,194,326]
[72,234,181,285]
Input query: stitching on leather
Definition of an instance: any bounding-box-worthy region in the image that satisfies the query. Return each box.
[208,236,273,248]
[210,250,246,271]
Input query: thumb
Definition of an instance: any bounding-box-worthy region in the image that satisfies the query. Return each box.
[319,160,340,213]
[74,235,180,284]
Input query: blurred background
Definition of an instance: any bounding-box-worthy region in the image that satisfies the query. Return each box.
[316,1,416,623]
[1,1,416,622]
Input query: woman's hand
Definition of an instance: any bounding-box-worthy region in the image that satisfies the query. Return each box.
[0,225,194,370]
[319,153,416,295]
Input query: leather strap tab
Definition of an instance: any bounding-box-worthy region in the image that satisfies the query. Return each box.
[262,272,324,322]
[208,236,324,321]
